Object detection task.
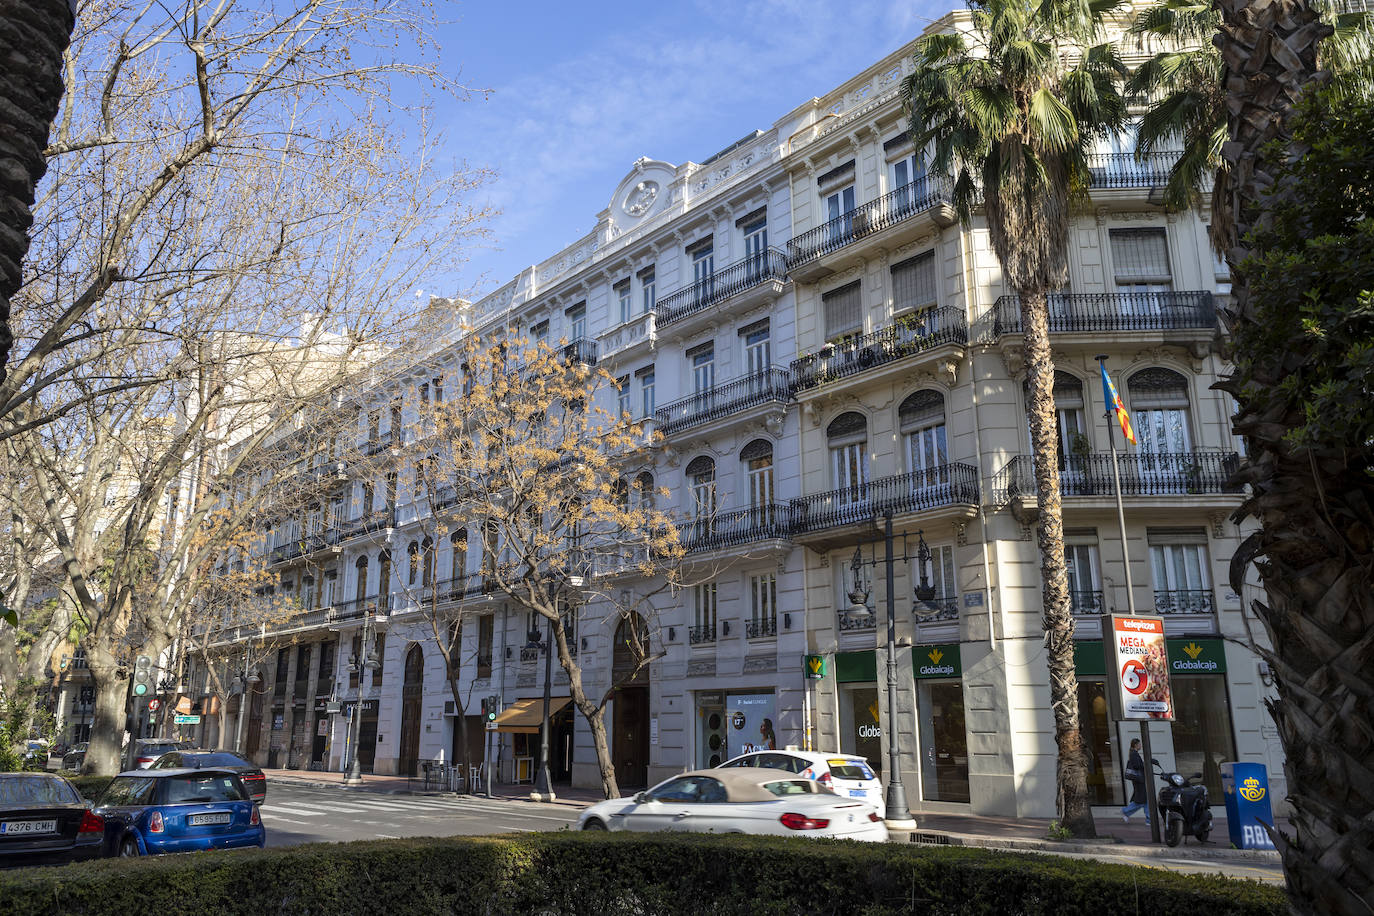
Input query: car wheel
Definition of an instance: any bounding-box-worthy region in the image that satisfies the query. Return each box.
[582,818,607,831]
[120,837,141,857]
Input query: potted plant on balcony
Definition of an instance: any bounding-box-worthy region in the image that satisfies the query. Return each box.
[1067,432,1094,495]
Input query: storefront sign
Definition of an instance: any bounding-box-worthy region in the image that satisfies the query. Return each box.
[1103,615,1174,721]
[802,654,826,679]
[1167,638,1227,674]
[650,716,658,746]
[913,644,961,679]
[317,719,329,737]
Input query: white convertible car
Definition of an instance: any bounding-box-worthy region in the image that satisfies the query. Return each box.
[577,768,888,842]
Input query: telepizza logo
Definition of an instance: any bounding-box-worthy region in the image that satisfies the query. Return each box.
[1239,777,1266,802]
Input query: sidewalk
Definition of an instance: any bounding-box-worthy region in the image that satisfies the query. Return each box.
[261,767,1277,861]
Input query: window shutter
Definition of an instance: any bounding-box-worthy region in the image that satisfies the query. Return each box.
[1109,229,1171,282]
[823,281,863,340]
[891,251,937,312]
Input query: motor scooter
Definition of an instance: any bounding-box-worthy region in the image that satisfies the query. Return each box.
[1152,758,1212,847]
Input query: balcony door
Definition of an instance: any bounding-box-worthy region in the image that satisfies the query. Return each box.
[900,390,949,502]
[691,242,714,306]
[1129,368,1193,492]
[825,185,855,244]
[743,219,767,280]
[1149,532,1211,616]
[1064,541,1102,615]
[827,412,869,519]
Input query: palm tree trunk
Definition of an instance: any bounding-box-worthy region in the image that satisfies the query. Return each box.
[1213,3,1372,914]
[1021,288,1095,837]
[0,0,74,384]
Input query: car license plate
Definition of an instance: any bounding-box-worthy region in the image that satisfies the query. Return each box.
[848,789,867,797]
[188,813,232,826]
[0,820,57,835]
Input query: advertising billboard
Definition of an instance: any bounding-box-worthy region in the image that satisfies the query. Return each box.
[1103,614,1174,721]
[726,692,777,758]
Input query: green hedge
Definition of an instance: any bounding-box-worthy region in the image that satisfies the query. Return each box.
[0,832,1285,916]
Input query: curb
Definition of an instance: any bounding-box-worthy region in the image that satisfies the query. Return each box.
[265,773,592,808]
[902,830,1281,862]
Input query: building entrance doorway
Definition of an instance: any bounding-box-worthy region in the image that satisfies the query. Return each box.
[398,644,424,777]
[916,679,970,802]
[612,613,651,788]
[551,704,575,783]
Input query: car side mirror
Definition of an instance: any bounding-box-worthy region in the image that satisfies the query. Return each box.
[1192,772,1203,780]
[634,792,648,804]
[1150,758,1160,766]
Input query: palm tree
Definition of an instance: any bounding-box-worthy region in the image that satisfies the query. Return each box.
[0,0,75,387]
[1126,0,1371,222]
[900,0,1128,838]
[1207,0,1372,912]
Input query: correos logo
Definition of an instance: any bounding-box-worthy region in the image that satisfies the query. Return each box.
[1239,777,1266,802]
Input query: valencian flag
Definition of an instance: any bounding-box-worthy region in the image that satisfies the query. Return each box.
[1100,362,1136,445]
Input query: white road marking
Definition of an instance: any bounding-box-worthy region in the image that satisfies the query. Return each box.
[261,804,326,817]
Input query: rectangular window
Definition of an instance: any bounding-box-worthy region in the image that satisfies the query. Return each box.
[1064,534,1102,615]
[372,632,385,687]
[689,342,715,393]
[891,250,937,314]
[826,185,856,223]
[639,267,656,313]
[693,582,717,632]
[616,375,631,419]
[638,366,655,417]
[741,320,770,375]
[615,279,632,324]
[823,280,863,341]
[477,615,493,678]
[1148,527,1212,614]
[749,574,777,628]
[746,455,774,507]
[567,303,587,340]
[532,320,549,346]
[321,571,337,609]
[1110,228,1173,292]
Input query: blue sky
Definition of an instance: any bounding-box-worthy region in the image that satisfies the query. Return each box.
[425,0,951,302]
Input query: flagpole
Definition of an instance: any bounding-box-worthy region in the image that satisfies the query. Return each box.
[1097,355,1157,844]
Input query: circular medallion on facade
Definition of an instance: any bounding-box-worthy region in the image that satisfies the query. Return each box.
[622,180,659,217]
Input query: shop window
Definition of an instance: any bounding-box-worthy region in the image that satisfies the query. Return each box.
[1171,675,1237,799]
[916,680,969,802]
[839,685,881,776]
[1077,679,1123,804]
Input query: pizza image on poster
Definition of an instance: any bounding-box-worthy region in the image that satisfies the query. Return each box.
[1108,615,1174,720]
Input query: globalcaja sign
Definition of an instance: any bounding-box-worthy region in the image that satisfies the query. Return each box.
[913,644,961,679]
[1166,638,1227,674]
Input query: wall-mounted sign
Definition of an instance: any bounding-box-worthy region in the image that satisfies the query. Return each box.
[1167,638,1227,674]
[1103,615,1174,721]
[803,655,826,679]
[913,644,961,679]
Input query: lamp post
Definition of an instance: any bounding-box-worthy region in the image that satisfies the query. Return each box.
[841,510,925,831]
[344,607,375,786]
[529,611,556,802]
[233,666,260,754]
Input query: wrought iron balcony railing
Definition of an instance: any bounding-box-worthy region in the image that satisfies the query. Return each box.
[654,368,792,435]
[269,527,342,564]
[688,624,717,645]
[914,596,961,622]
[519,646,539,663]
[678,504,792,553]
[1070,589,1106,616]
[329,594,391,623]
[1154,588,1214,615]
[338,508,394,541]
[561,337,599,367]
[1085,151,1179,189]
[790,308,967,392]
[838,612,877,631]
[993,452,1241,502]
[790,464,980,533]
[992,291,1216,336]
[745,618,777,639]
[359,430,397,457]
[788,178,953,267]
[656,249,789,326]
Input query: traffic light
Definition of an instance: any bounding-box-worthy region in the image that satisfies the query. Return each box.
[485,695,500,722]
[132,655,152,697]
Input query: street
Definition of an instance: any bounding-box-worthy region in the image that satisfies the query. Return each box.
[259,783,580,846]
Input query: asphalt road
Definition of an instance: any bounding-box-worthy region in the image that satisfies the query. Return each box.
[260,783,580,846]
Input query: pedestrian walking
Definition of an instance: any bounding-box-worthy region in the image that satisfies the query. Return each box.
[1121,738,1150,824]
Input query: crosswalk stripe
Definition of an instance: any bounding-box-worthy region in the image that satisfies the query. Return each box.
[261,803,325,817]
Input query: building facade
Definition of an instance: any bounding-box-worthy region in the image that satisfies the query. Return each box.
[205,11,1286,819]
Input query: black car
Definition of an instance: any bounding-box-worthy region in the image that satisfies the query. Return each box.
[0,773,105,867]
[149,750,266,805]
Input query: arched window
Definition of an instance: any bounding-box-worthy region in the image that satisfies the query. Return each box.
[407,541,420,586]
[827,412,868,499]
[634,471,655,509]
[301,575,316,611]
[614,477,630,513]
[1023,371,1088,476]
[686,456,716,518]
[740,438,774,507]
[899,390,947,478]
[449,527,468,583]
[354,555,369,603]
[1128,368,1192,453]
[377,549,392,602]
[421,537,435,589]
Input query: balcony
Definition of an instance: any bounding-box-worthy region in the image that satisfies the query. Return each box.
[991,291,1216,339]
[329,594,390,624]
[915,595,961,622]
[561,337,599,367]
[598,310,658,362]
[1085,151,1179,190]
[358,431,397,458]
[993,452,1242,507]
[1070,589,1106,616]
[788,179,956,282]
[269,527,342,565]
[838,613,876,632]
[1154,588,1214,616]
[338,508,394,542]
[654,368,791,436]
[655,249,788,330]
[688,624,717,645]
[790,308,967,394]
[791,464,981,539]
[745,618,777,639]
[678,504,792,554]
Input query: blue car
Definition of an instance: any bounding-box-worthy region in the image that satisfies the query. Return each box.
[92,768,265,857]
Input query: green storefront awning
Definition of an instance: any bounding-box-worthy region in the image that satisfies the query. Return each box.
[1074,637,1228,677]
[835,650,876,683]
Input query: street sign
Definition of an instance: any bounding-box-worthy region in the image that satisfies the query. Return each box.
[484,720,497,731]
[148,699,162,712]
[1102,614,1174,720]
[173,714,201,725]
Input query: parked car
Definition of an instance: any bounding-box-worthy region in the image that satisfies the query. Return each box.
[21,740,50,770]
[717,750,886,817]
[60,743,88,773]
[149,750,266,805]
[577,768,887,842]
[131,739,192,769]
[92,768,264,857]
[0,773,105,867]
